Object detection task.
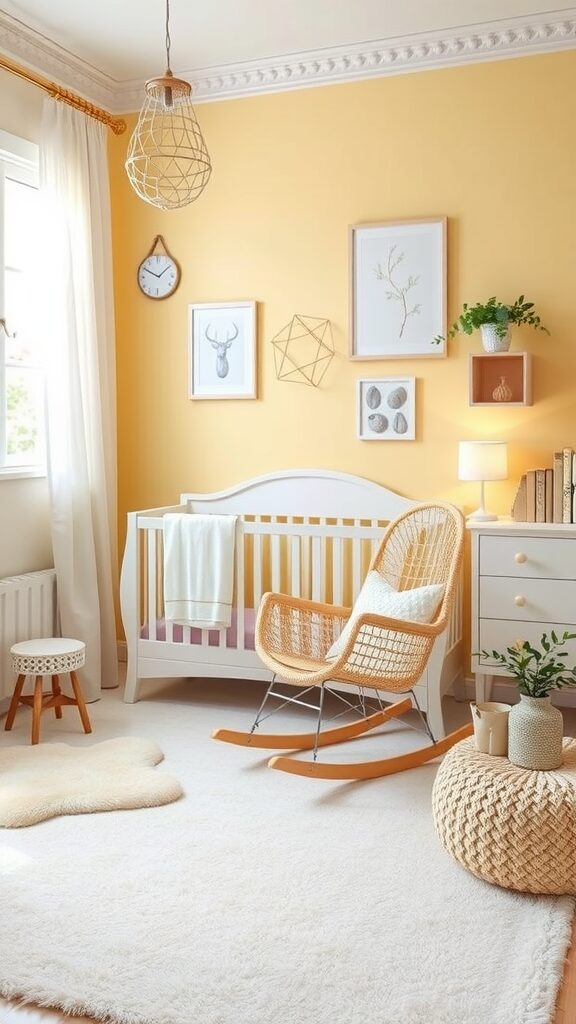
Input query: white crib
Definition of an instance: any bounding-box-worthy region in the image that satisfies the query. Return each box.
[119,469,463,737]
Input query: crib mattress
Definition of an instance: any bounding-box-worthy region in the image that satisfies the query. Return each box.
[140,608,257,650]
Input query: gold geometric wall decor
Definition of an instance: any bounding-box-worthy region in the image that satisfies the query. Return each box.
[271,315,334,386]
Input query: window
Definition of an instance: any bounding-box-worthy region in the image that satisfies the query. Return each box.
[0,130,44,478]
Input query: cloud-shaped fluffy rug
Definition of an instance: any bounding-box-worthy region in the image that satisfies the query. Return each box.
[0,737,183,827]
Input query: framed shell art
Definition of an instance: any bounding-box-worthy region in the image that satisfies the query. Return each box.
[188,301,257,399]
[357,377,416,441]
[349,218,446,359]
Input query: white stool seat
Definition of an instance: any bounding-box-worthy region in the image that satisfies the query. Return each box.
[6,637,90,744]
[10,638,86,677]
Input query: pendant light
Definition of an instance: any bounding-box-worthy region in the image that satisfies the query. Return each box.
[125,0,212,210]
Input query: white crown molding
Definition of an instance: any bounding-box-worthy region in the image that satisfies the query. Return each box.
[1,9,576,113]
[182,11,576,107]
[0,10,117,108]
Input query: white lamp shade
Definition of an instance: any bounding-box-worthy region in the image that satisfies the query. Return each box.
[458,441,508,482]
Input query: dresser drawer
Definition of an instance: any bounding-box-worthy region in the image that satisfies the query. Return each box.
[479,576,576,624]
[477,619,576,673]
[480,535,576,580]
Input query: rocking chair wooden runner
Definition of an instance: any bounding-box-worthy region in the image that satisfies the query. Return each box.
[213,502,472,779]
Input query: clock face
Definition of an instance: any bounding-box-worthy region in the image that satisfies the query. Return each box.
[138,252,180,299]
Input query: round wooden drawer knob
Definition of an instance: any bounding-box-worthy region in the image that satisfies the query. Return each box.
[514,595,526,607]
[514,552,528,564]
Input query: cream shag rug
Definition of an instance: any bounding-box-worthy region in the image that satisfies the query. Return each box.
[0,737,183,826]
[0,685,573,1024]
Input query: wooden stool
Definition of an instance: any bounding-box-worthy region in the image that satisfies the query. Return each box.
[5,638,92,744]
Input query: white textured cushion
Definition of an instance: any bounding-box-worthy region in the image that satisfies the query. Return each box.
[326,572,445,661]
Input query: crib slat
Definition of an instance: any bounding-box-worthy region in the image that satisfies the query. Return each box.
[271,517,280,593]
[352,533,362,600]
[332,526,343,605]
[302,519,310,599]
[147,530,157,640]
[371,519,379,556]
[311,535,321,602]
[291,534,301,597]
[236,527,245,650]
[319,517,327,604]
[253,518,262,606]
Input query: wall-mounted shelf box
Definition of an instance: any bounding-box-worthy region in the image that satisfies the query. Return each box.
[469,351,532,407]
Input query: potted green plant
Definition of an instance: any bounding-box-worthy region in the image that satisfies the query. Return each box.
[434,295,549,352]
[478,631,576,769]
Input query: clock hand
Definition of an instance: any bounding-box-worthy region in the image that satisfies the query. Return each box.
[158,265,173,277]
[142,266,160,278]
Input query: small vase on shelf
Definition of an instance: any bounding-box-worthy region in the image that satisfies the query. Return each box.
[492,375,513,402]
[508,695,563,770]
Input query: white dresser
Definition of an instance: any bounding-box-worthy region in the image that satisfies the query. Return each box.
[469,520,576,702]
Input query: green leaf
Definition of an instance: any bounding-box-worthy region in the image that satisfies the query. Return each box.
[484,631,576,692]
[442,295,549,340]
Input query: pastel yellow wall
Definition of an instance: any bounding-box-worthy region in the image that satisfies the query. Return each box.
[110,52,576,513]
[109,51,576,654]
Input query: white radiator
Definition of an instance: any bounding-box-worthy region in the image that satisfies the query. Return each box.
[0,569,57,700]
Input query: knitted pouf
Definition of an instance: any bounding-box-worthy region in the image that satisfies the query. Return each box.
[431,736,576,894]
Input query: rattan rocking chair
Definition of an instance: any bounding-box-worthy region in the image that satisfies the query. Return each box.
[213,502,472,779]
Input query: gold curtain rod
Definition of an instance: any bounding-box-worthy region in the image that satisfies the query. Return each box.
[0,55,127,135]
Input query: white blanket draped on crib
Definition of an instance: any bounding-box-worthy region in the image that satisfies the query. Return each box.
[163,513,238,629]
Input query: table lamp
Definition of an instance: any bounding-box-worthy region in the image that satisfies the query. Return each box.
[458,440,508,521]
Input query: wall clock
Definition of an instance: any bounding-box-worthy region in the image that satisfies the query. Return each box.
[137,235,181,300]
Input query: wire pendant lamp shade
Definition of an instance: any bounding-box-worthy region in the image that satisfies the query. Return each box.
[125,0,211,210]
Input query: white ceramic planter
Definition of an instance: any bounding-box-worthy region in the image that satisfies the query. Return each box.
[480,324,511,352]
[508,694,563,770]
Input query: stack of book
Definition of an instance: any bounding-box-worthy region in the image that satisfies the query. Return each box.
[512,448,576,523]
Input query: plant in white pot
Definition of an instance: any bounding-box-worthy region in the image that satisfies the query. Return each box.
[478,631,576,770]
[434,295,549,352]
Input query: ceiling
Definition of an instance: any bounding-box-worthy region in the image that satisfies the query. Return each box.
[1,1,576,110]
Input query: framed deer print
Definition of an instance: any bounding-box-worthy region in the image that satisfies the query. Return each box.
[349,218,446,359]
[188,301,257,400]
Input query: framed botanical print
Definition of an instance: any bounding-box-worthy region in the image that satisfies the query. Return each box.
[349,217,446,359]
[188,301,257,400]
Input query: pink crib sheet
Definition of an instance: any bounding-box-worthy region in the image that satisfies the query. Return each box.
[140,608,257,650]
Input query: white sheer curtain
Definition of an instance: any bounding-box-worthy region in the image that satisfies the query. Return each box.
[39,99,118,700]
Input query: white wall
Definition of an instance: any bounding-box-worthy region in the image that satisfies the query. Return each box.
[0,68,52,578]
[0,68,42,138]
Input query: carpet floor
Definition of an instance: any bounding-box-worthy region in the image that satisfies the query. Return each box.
[0,678,573,1024]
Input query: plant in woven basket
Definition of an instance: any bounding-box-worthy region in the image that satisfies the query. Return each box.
[478,631,576,697]
[433,296,549,345]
